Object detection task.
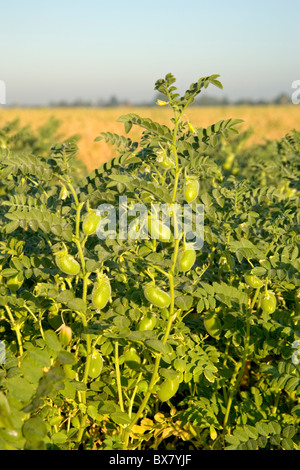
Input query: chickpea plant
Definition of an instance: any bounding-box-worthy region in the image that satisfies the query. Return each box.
[0,74,299,451]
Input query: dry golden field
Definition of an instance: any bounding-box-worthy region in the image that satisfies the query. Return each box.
[0,105,299,172]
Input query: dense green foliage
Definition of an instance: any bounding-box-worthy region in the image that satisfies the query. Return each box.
[0,74,299,451]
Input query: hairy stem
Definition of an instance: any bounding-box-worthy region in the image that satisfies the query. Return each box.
[5,305,23,357]
[122,105,183,450]
[223,288,261,430]
[115,340,124,412]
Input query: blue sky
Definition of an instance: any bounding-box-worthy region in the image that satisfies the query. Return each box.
[1,0,299,105]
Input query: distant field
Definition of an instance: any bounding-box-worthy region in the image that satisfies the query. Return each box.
[0,105,299,172]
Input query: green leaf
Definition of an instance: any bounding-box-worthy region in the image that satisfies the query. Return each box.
[0,392,14,429]
[56,290,75,303]
[5,220,19,234]
[145,339,170,356]
[6,377,36,403]
[160,368,179,381]
[282,425,296,439]
[281,438,294,450]
[285,377,299,392]
[225,434,240,446]
[110,411,131,426]
[175,295,193,311]
[67,298,87,313]
[44,330,61,352]
[251,266,267,276]
[257,435,268,448]
[56,351,76,365]
[27,347,51,368]
[51,431,68,444]
[246,439,258,450]
[20,356,44,384]
[256,422,270,437]
[108,174,133,184]
[268,421,281,435]
[124,121,133,134]
[22,417,47,442]
[117,113,172,142]
[244,425,259,440]
[1,268,19,277]
[233,427,252,443]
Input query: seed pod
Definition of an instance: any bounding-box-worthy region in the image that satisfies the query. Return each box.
[124,347,141,370]
[184,179,199,203]
[82,211,101,236]
[92,278,111,310]
[157,151,175,169]
[137,314,156,331]
[148,217,172,242]
[143,284,171,308]
[178,247,196,272]
[55,252,80,276]
[244,273,264,289]
[59,324,72,346]
[204,312,222,339]
[157,376,179,402]
[88,350,103,379]
[261,291,276,314]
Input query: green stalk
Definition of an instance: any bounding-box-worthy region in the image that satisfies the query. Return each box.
[68,186,91,446]
[122,268,179,449]
[128,372,143,419]
[223,288,261,430]
[65,177,79,207]
[115,340,124,412]
[74,202,86,274]
[272,391,281,416]
[75,237,86,273]
[23,304,45,340]
[122,108,182,450]
[76,307,91,445]
[5,305,23,357]
[122,352,161,449]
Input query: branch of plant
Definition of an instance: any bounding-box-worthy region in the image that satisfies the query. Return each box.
[122,115,182,448]
[4,304,23,358]
[222,287,261,430]
[115,340,125,413]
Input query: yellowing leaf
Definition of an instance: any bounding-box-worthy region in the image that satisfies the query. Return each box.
[204,369,215,383]
[154,412,165,423]
[156,99,168,106]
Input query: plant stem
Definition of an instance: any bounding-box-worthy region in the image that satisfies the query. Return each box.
[65,176,79,207]
[66,175,92,446]
[122,108,183,450]
[128,372,143,419]
[223,288,261,430]
[75,271,90,446]
[74,202,86,274]
[76,308,91,446]
[115,340,124,412]
[5,305,23,357]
